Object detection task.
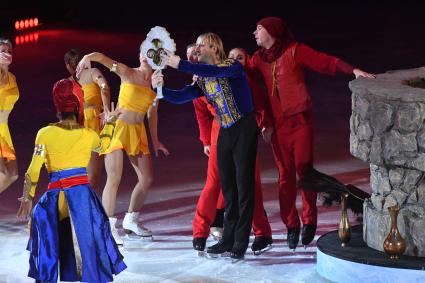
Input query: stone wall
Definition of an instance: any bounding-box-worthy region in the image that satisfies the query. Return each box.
[350,67,425,256]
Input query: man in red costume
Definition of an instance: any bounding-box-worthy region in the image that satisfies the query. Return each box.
[250,17,374,250]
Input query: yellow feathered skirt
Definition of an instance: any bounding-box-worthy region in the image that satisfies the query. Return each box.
[101,119,150,156]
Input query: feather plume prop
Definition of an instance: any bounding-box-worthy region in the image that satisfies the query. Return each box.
[298,166,370,215]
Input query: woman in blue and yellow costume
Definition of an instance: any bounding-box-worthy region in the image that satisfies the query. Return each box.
[16,79,126,283]
[0,38,19,194]
[76,47,169,245]
[64,48,111,189]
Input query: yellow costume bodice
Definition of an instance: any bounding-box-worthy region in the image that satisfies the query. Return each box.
[118,83,156,113]
[26,122,114,198]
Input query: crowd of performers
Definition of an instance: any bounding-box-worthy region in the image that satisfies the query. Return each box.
[0,16,374,282]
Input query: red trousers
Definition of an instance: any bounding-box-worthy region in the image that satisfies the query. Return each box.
[192,144,271,238]
[270,110,317,229]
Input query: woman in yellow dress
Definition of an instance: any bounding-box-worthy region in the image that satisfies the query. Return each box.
[0,38,19,194]
[16,78,126,283]
[64,48,111,189]
[76,46,169,244]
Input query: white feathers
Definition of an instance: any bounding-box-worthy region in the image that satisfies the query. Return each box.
[141,26,176,70]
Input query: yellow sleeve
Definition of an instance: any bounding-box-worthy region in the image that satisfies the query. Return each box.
[25,129,47,199]
[93,122,115,153]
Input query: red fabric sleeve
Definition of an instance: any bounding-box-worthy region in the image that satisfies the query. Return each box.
[193,97,214,146]
[294,43,341,76]
[336,59,354,75]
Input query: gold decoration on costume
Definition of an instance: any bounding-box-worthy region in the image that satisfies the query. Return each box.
[22,173,36,201]
[33,144,46,156]
[217,59,234,67]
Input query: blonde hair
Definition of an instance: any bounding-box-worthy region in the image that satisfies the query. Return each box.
[196,33,226,62]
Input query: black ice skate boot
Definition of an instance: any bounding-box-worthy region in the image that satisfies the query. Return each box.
[230,242,247,263]
[251,236,273,255]
[206,239,233,257]
[287,226,300,251]
[193,237,207,251]
[301,224,317,248]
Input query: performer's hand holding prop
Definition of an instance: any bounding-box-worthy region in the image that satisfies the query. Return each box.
[141,26,176,100]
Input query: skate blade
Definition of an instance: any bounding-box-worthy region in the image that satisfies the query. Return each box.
[231,257,245,264]
[197,251,206,257]
[125,233,153,241]
[204,251,230,259]
[210,234,222,241]
[253,244,273,256]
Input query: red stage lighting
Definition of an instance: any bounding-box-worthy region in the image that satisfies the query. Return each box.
[19,20,24,29]
[15,21,20,30]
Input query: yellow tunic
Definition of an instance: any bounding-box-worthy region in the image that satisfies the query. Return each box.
[102,83,156,156]
[25,122,114,219]
[81,83,103,133]
[0,72,19,160]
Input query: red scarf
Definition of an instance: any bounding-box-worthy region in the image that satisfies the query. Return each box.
[257,17,295,63]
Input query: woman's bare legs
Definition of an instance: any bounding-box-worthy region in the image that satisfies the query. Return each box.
[102,150,123,216]
[128,153,153,212]
[122,153,154,237]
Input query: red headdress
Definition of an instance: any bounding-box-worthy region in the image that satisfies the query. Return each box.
[52,78,84,124]
[257,17,295,63]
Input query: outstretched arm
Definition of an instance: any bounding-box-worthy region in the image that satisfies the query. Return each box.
[161,51,243,78]
[151,69,203,104]
[76,52,130,79]
[295,43,375,78]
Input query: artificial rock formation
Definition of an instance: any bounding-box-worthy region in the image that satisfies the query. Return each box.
[350,67,425,256]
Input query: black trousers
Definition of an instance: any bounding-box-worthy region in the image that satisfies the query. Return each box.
[217,112,258,252]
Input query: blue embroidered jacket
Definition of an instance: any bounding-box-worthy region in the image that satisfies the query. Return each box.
[162,59,254,128]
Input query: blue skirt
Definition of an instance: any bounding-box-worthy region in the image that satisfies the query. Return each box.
[27,168,126,282]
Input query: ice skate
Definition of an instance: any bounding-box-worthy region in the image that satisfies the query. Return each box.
[230,252,245,264]
[193,237,207,257]
[122,212,153,240]
[301,224,317,249]
[209,227,223,241]
[229,245,245,264]
[206,240,232,258]
[109,217,124,246]
[287,226,300,252]
[251,236,273,255]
